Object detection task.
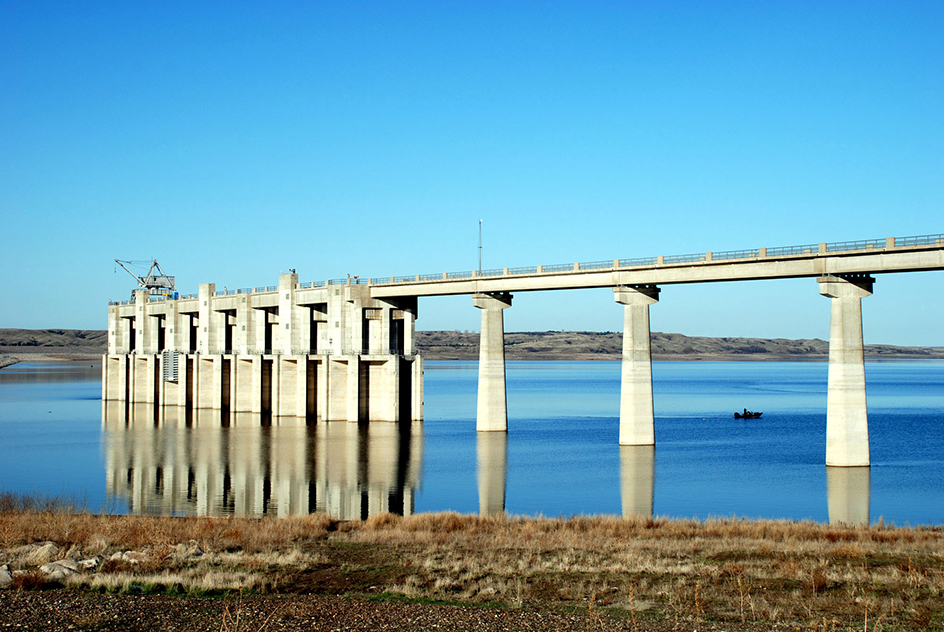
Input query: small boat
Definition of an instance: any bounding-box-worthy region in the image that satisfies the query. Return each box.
[734,410,763,419]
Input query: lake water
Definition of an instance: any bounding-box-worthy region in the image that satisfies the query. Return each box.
[1,360,943,525]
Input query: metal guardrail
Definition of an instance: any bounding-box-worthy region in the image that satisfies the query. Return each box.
[541,263,574,272]
[618,257,658,267]
[446,270,474,279]
[507,265,538,275]
[662,253,706,264]
[826,239,885,253]
[712,249,760,261]
[897,234,944,247]
[579,259,614,270]
[479,268,505,277]
[765,244,818,257]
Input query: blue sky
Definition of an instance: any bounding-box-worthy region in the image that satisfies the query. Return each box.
[2,2,942,344]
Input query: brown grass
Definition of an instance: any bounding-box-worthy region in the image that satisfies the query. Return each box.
[2,504,943,629]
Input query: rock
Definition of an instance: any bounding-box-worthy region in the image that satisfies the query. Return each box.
[24,542,59,565]
[39,561,77,581]
[79,557,101,570]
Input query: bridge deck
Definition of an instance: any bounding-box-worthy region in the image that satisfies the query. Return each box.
[369,235,944,298]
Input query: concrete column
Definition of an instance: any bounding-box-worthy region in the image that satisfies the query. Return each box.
[827,466,870,526]
[133,290,149,354]
[412,356,424,421]
[197,283,215,354]
[476,432,507,515]
[473,292,512,432]
[818,274,873,467]
[278,272,299,354]
[614,285,660,445]
[296,357,308,418]
[347,356,360,422]
[251,356,262,414]
[235,295,251,354]
[619,445,655,518]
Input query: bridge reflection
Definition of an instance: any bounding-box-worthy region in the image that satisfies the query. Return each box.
[103,402,423,519]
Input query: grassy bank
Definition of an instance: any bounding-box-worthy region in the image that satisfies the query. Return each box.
[1,499,943,631]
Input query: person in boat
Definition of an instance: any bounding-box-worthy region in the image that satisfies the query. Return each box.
[743,408,749,417]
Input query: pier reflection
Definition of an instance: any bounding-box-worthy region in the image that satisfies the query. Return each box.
[619,445,655,518]
[476,433,507,515]
[827,466,870,526]
[103,402,423,519]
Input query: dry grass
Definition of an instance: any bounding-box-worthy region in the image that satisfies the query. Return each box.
[2,502,943,629]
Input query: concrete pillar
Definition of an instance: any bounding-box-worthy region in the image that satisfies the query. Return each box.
[347,356,360,422]
[614,285,660,445]
[197,283,215,354]
[818,274,873,466]
[133,290,149,354]
[473,292,512,432]
[619,445,655,518]
[476,432,507,515]
[412,356,424,421]
[278,272,299,354]
[827,466,870,526]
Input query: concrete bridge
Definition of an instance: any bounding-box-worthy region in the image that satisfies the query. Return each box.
[105,233,944,468]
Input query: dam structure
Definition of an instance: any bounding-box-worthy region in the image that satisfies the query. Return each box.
[105,233,944,467]
[104,272,423,423]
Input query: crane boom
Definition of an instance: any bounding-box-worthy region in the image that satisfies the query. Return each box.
[115,259,176,294]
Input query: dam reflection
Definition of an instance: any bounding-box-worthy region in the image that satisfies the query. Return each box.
[620,445,655,518]
[103,402,422,518]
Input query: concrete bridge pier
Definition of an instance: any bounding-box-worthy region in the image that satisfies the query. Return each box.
[818,274,874,467]
[473,292,513,432]
[614,285,660,445]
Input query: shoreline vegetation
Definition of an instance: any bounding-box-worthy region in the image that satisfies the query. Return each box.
[0,495,942,631]
[2,328,944,369]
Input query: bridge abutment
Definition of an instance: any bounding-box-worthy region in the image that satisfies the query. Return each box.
[818,274,874,467]
[614,285,660,445]
[473,292,512,432]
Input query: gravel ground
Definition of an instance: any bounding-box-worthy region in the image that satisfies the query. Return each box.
[0,590,795,632]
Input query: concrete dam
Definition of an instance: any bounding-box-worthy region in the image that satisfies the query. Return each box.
[105,233,944,468]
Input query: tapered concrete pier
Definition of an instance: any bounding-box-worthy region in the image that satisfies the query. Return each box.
[474,292,512,432]
[818,275,873,467]
[614,285,660,445]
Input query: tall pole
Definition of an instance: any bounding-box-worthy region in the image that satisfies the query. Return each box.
[478,219,483,274]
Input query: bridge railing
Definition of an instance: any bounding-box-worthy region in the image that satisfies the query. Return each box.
[662,253,706,264]
[826,238,886,253]
[618,257,659,267]
[508,265,538,275]
[897,234,944,247]
[765,243,819,257]
[579,259,614,270]
[712,248,760,261]
[541,262,575,272]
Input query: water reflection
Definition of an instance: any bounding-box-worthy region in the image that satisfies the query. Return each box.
[103,402,423,519]
[476,433,507,515]
[619,445,655,518]
[0,362,101,384]
[827,466,870,526]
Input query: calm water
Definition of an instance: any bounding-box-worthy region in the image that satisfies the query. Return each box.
[1,360,943,525]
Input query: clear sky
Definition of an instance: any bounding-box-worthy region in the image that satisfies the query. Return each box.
[2,2,942,344]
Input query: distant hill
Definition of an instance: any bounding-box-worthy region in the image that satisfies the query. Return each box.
[1,328,942,367]
[416,330,944,361]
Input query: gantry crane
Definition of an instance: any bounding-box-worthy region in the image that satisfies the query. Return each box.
[114,259,176,296]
